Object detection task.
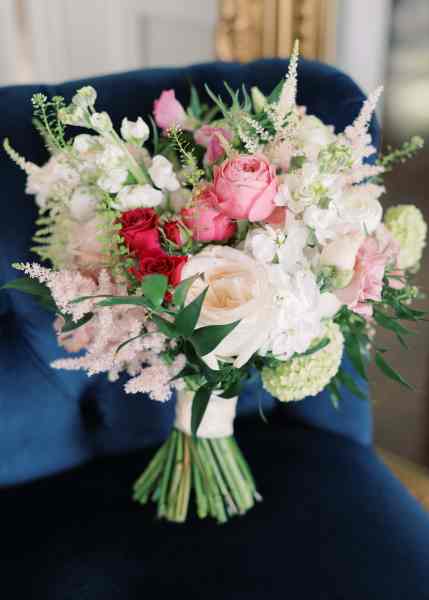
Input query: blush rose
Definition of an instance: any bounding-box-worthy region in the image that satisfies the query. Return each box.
[181,186,236,242]
[153,90,187,131]
[213,154,277,222]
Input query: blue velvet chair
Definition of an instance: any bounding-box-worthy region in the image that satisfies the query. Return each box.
[1,59,429,599]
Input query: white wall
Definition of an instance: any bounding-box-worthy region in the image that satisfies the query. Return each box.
[336,0,392,95]
[1,0,218,85]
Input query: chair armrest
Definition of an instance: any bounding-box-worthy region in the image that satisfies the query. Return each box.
[378,448,429,512]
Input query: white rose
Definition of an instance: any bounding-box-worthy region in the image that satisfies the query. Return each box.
[181,246,276,368]
[337,185,383,234]
[97,167,128,193]
[320,231,364,271]
[69,186,99,222]
[113,184,163,210]
[149,155,180,192]
[121,117,150,144]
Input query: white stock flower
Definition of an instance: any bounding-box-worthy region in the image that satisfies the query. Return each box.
[121,117,150,143]
[303,204,340,244]
[90,111,113,133]
[95,143,125,170]
[336,185,383,234]
[244,227,278,263]
[181,246,277,369]
[297,115,335,159]
[72,86,97,109]
[97,167,128,194]
[69,186,100,222]
[149,155,180,192]
[73,134,99,154]
[262,268,340,360]
[113,184,163,210]
[278,222,309,273]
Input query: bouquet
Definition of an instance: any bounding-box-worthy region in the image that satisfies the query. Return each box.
[3,44,427,523]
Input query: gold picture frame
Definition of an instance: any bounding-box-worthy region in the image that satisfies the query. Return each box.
[216,0,337,63]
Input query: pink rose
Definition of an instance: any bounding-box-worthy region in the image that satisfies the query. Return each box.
[194,125,233,165]
[214,154,277,222]
[335,230,398,317]
[153,90,187,131]
[181,186,236,242]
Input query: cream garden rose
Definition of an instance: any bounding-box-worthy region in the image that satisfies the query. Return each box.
[181,246,276,368]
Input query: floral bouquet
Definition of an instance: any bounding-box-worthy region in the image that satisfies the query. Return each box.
[3,44,427,523]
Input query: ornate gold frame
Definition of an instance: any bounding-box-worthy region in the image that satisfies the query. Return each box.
[216,0,337,63]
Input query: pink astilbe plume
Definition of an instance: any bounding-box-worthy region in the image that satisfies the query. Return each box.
[342,86,384,168]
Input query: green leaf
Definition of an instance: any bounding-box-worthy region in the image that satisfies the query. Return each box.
[115,331,146,356]
[2,277,48,296]
[373,310,414,337]
[175,287,208,337]
[267,80,285,103]
[151,314,178,338]
[328,380,341,410]
[300,337,330,357]
[337,368,367,401]
[219,381,242,399]
[141,274,168,308]
[190,320,240,356]
[189,85,202,119]
[172,274,201,308]
[375,352,414,391]
[95,296,152,308]
[191,385,212,436]
[148,115,159,154]
[346,335,368,380]
[61,312,93,333]
[2,277,57,312]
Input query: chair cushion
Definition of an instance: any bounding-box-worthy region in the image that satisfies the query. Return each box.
[3,416,429,599]
[0,58,377,485]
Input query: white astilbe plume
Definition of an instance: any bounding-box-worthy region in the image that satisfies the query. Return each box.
[277,40,300,120]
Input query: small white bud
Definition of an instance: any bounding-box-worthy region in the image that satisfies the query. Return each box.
[148,155,180,192]
[121,117,150,144]
[72,86,97,108]
[113,184,163,210]
[90,111,113,133]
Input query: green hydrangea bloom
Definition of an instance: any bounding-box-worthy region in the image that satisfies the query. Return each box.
[261,321,344,402]
[385,204,427,270]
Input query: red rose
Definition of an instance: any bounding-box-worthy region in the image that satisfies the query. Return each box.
[119,208,161,255]
[132,251,188,287]
[163,220,185,247]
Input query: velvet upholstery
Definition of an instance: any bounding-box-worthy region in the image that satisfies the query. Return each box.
[1,59,429,598]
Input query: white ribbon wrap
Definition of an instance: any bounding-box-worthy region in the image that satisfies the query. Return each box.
[174,390,238,438]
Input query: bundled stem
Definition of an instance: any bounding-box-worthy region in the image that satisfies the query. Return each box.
[133,429,260,524]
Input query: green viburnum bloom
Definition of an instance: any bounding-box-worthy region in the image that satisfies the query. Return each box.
[261,321,344,402]
[384,204,427,270]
